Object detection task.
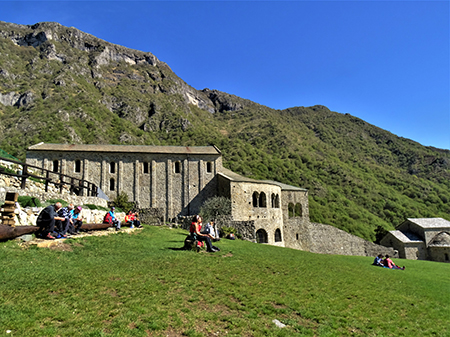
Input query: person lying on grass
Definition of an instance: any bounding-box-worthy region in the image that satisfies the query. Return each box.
[190,215,219,253]
[383,255,405,270]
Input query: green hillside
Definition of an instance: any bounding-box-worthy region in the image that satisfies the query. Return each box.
[0,21,449,241]
[1,227,449,336]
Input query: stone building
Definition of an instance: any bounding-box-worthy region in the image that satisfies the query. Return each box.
[26,142,395,256]
[380,218,450,263]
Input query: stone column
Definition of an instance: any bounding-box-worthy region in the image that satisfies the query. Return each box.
[134,160,139,206]
[166,159,172,220]
[183,158,189,210]
[117,160,123,194]
[61,158,67,175]
[199,159,204,191]
[101,160,107,193]
[151,160,157,207]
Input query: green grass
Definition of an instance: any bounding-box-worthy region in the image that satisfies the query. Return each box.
[0,227,448,336]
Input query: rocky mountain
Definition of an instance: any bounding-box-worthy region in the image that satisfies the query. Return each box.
[0,20,449,241]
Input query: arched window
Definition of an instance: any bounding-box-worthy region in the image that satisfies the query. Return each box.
[288,203,294,218]
[275,194,280,208]
[259,192,267,208]
[256,229,268,243]
[52,160,59,173]
[143,162,149,174]
[295,203,303,217]
[174,161,181,174]
[110,162,116,174]
[271,194,276,208]
[74,159,81,173]
[109,178,115,191]
[274,228,282,242]
[206,162,212,173]
[252,192,259,207]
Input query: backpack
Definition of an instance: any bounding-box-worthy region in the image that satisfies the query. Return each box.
[103,212,113,224]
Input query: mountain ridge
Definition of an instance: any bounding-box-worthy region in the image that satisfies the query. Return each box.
[0,20,448,241]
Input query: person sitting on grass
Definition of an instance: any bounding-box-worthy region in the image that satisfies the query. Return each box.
[190,215,218,253]
[103,207,121,230]
[71,206,83,234]
[125,210,142,228]
[36,202,66,240]
[372,254,384,267]
[383,255,405,270]
[201,220,219,241]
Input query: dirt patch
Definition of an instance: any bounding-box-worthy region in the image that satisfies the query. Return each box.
[48,242,73,252]
[222,252,233,258]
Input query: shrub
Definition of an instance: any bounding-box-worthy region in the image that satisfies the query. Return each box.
[17,196,41,208]
[46,198,68,207]
[112,192,134,213]
[199,196,231,222]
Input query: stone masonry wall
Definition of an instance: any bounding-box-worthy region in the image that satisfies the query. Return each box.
[292,219,397,257]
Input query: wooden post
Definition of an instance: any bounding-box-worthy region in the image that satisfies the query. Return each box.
[20,164,27,189]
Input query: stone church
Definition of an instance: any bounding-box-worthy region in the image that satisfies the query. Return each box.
[26,142,395,256]
[26,143,309,246]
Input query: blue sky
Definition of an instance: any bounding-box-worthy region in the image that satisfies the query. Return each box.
[2,1,449,149]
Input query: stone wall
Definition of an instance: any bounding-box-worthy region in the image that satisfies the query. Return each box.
[292,219,397,257]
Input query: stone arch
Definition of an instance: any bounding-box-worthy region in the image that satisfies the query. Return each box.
[256,229,268,243]
[288,203,294,218]
[252,192,259,207]
[274,228,282,242]
[259,192,267,208]
[295,203,302,217]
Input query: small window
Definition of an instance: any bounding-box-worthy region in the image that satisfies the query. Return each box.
[274,228,282,242]
[288,203,294,218]
[275,195,280,208]
[252,192,259,207]
[174,161,181,174]
[109,178,115,191]
[110,162,116,174]
[259,192,267,208]
[143,162,149,174]
[74,160,81,173]
[52,160,59,173]
[296,233,299,240]
[206,162,212,173]
[295,203,303,217]
[445,253,449,261]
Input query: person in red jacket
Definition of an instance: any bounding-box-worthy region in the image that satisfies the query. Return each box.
[189,215,218,253]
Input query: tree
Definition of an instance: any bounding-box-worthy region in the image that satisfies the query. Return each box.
[200,196,231,222]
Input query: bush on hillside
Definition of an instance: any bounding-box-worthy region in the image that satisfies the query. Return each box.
[17,196,41,208]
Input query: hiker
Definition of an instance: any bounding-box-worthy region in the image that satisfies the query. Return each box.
[201,220,219,241]
[71,206,83,234]
[56,203,74,238]
[125,210,142,228]
[36,202,66,240]
[103,207,121,230]
[383,255,405,270]
[372,254,384,267]
[190,215,219,253]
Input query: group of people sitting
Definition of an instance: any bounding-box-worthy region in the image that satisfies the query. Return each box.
[37,203,142,240]
[373,254,405,270]
[102,207,142,230]
[189,215,220,252]
[36,202,84,240]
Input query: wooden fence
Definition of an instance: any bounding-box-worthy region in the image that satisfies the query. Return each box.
[0,156,98,197]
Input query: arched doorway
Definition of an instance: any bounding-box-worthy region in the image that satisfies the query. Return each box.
[256,229,268,243]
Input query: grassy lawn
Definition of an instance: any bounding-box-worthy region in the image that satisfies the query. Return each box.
[0,226,449,336]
